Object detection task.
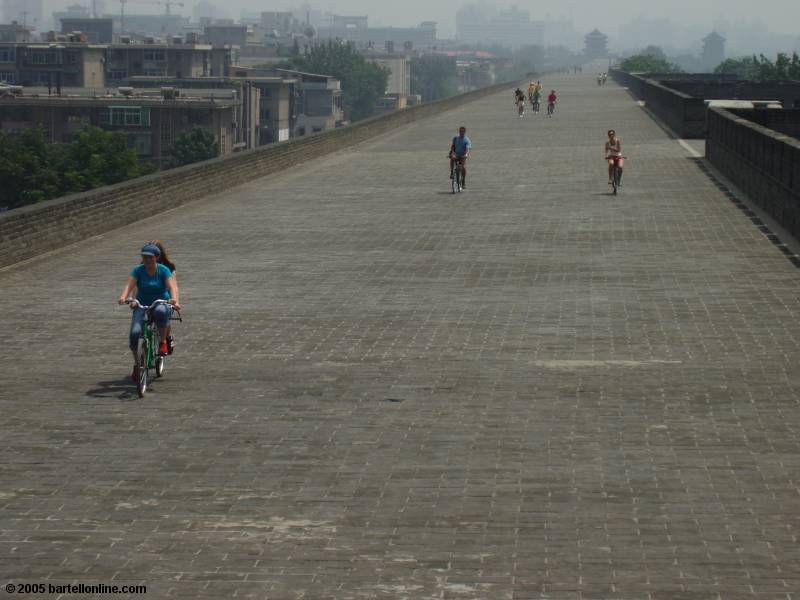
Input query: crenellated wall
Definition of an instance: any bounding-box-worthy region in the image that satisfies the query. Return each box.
[707,107,800,238]
[609,70,706,138]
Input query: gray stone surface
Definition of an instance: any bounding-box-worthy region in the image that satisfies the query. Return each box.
[1,71,800,599]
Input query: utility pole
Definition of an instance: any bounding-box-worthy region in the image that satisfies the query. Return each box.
[119,0,126,34]
[20,11,29,42]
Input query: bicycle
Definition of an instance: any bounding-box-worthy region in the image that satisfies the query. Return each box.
[607,156,625,196]
[450,155,465,194]
[547,101,556,117]
[531,99,540,114]
[125,298,181,397]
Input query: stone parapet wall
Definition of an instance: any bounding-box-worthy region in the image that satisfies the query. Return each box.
[0,80,515,269]
[609,70,706,138]
[729,108,800,139]
[707,107,800,238]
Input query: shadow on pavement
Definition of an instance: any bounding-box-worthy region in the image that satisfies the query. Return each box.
[85,379,139,401]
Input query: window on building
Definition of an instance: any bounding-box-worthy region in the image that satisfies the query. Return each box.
[66,51,78,64]
[143,69,165,76]
[108,70,127,80]
[260,109,270,120]
[32,72,54,84]
[0,71,15,83]
[143,49,165,61]
[129,133,152,155]
[0,48,16,62]
[109,106,151,127]
[31,51,59,65]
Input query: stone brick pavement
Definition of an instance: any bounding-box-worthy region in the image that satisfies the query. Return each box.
[1,71,800,599]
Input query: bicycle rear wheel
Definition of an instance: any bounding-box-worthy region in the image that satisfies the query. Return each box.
[156,355,165,378]
[451,166,459,194]
[612,166,620,195]
[135,337,147,397]
[153,331,165,377]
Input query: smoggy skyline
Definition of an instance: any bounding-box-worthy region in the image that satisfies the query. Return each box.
[35,0,800,51]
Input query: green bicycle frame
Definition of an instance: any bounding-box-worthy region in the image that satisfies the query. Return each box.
[141,314,156,369]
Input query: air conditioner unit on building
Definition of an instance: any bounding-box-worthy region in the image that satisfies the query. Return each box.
[161,87,180,99]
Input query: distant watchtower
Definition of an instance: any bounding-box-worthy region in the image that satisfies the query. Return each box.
[702,31,725,70]
[584,29,608,59]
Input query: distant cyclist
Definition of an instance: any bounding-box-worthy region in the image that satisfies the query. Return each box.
[547,90,557,116]
[531,85,542,113]
[514,88,526,117]
[605,129,624,186]
[449,126,471,189]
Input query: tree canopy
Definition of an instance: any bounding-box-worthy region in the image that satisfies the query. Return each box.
[410,55,458,102]
[715,53,800,81]
[292,40,389,121]
[0,127,151,211]
[618,47,682,74]
[167,127,219,168]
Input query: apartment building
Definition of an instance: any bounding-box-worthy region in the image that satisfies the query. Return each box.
[0,86,238,166]
[0,42,105,87]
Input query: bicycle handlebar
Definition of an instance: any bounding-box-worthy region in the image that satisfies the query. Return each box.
[125,298,170,310]
[124,298,182,319]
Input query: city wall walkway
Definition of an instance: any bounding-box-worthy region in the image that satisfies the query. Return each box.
[1,71,800,599]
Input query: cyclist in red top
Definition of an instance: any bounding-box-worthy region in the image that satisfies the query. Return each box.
[547,90,557,117]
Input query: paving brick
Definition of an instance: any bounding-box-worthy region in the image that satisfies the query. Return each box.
[2,68,800,599]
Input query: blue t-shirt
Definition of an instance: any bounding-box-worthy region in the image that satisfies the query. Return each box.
[130,263,172,306]
[452,135,472,157]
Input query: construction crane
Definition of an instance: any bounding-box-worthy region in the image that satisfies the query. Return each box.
[119,0,185,32]
[157,0,185,16]
[119,0,186,31]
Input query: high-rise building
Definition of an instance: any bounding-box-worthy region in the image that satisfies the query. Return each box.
[456,4,543,49]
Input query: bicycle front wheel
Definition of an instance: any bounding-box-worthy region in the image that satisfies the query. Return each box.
[136,337,148,397]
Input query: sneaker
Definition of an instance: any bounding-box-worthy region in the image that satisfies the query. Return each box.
[461,183,466,190]
[167,335,175,355]
[159,340,168,356]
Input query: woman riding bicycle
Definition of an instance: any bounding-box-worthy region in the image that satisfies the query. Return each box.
[117,243,180,380]
[605,129,624,186]
[150,239,178,354]
[514,88,525,117]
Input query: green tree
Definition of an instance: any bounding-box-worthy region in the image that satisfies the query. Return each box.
[167,128,219,168]
[411,55,458,102]
[61,127,146,191]
[292,40,389,121]
[0,127,151,210]
[618,52,682,74]
[714,56,760,79]
[714,52,800,81]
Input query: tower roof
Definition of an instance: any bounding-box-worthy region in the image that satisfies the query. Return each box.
[703,31,725,42]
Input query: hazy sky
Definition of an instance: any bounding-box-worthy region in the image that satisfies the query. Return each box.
[254,0,800,38]
[45,0,800,40]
